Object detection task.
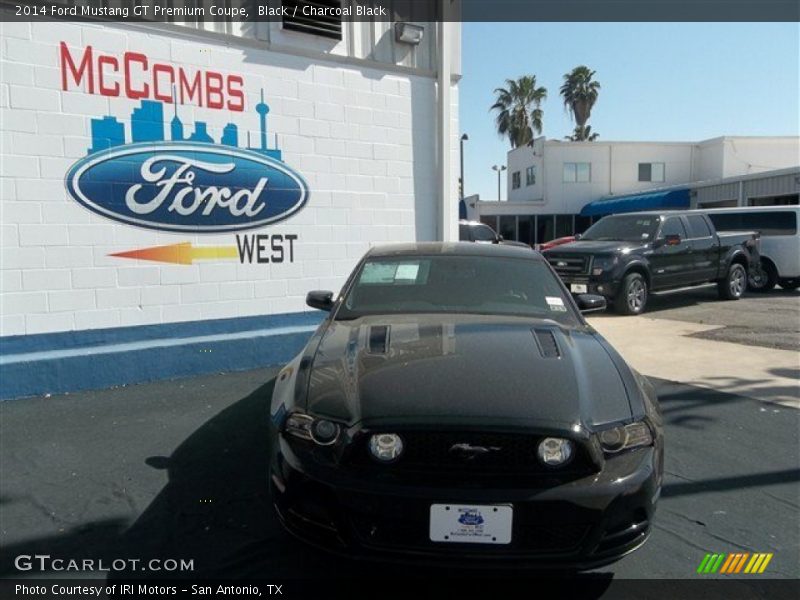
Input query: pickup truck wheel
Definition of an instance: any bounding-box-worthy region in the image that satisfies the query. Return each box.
[747,259,777,292]
[718,263,746,300]
[615,273,648,315]
[778,278,800,291]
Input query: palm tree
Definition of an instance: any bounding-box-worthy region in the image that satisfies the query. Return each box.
[565,125,599,142]
[560,66,600,141]
[491,76,547,148]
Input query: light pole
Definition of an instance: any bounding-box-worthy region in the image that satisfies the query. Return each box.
[492,164,506,201]
[459,133,468,198]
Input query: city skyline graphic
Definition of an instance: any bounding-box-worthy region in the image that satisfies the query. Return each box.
[87,89,282,161]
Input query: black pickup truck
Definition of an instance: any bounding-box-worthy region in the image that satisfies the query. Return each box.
[542,211,760,315]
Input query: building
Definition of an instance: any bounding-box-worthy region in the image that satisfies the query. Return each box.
[0,5,461,398]
[467,136,800,245]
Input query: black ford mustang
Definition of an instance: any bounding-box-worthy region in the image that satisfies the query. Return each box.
[269,242,663,569]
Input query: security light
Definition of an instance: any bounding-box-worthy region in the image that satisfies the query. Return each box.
[395,22,424,45]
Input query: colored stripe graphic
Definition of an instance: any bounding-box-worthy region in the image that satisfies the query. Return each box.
[720,554,736,573]
[758,553,773,573]
[699,552,774,574]
[697,554,712,573]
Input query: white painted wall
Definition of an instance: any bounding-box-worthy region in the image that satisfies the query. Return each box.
[0,20,459,337]
[502,136,800,216]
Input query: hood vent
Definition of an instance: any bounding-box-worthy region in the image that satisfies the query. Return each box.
[368,325,390,355]
[532,328,560,358]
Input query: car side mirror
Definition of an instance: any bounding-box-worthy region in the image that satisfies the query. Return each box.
[496,235,504,243]
[574,233,582,241]
[665,234,681,246]
[575,294,607,313]
[306,290,334,311]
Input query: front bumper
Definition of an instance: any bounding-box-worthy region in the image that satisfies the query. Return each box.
[559,275,620,300]
[270,437,660,570]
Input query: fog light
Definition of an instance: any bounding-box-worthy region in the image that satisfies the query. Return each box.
[369,433,404,462]
[537,437,574,466]
[311,419,339,445]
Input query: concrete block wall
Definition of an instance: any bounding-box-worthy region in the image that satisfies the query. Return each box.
[1,20,452,339]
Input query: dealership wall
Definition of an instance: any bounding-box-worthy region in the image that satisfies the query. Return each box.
[0,20,460,398]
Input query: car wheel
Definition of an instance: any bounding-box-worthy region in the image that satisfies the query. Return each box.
[718,263,746,300]
[747,259,777,292]
[614,273,648,315]
[778,278,800,291]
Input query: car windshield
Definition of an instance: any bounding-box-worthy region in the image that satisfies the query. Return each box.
[581,215,659,242]
[336,255,578,324]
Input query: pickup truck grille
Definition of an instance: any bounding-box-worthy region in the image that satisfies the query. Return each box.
[545,254,591,277]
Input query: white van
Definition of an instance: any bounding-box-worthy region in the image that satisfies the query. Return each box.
[702,206,799,291]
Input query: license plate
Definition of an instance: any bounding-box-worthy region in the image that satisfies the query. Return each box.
[429,504,512,544]
[570,283,588,294]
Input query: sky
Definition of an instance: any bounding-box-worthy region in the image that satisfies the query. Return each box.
[459,22,800,201]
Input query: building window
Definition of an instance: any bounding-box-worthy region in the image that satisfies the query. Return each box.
[555,215,574,238]
[574,215,593,234]
[499,216,517,240]
[282,1,344,40]
[526,166,536,186]
[518,216,534,245]
[638,162,665,182]
[563,162,591,183]
[537,215,555,243]
[480,215,498,232]
[512,171,521,189]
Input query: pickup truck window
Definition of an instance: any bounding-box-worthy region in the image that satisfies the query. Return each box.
[686,215,712,238]
[659,217,687,239]
[708,211,798,236]
[473,225,498,242]
[581,215,658,242]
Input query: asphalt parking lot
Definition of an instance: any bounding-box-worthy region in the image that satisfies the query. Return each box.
[636,286,800,352]
[1,291,798,584]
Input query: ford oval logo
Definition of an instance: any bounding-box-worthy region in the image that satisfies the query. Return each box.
[65,142,309,233]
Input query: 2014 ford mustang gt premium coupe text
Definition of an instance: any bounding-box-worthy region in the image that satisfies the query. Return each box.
[268,242,664,569]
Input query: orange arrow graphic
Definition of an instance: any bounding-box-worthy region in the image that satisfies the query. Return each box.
[110,242,239,265]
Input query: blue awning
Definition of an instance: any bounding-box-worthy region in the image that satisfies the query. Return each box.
[580,188,690,217]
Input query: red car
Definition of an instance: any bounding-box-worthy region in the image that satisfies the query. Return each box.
[537,236,576,251]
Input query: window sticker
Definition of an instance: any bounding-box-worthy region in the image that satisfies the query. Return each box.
[359,261,426,285]
[395,263,420,281]
[545,296,567,312]
[360,263,399,284]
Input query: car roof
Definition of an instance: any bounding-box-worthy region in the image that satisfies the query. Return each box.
[601,211,684,219]
[366,242,542,260]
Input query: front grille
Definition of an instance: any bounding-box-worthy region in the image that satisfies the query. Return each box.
[347,431,595,478]
[545,254,592,277]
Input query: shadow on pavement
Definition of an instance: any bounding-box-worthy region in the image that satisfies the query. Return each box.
[0,377,611,589]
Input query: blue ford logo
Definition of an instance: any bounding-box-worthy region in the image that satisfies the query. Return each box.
[458,510,484,526]
[65,142,309,233]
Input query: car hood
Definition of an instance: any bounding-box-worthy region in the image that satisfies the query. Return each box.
[304,314,634,430]
[544,240,645,255]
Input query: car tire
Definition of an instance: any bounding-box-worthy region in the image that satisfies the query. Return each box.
[614,273,648,315]
[778,278,800,291]
[718,263,747,300]
[747,259,777,292]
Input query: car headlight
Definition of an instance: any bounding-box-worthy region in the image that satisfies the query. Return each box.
[599,421,653,454]
[592,256,618,276]
[284,413,340,446]
[369,433,404,462]
[537,437,574,466]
